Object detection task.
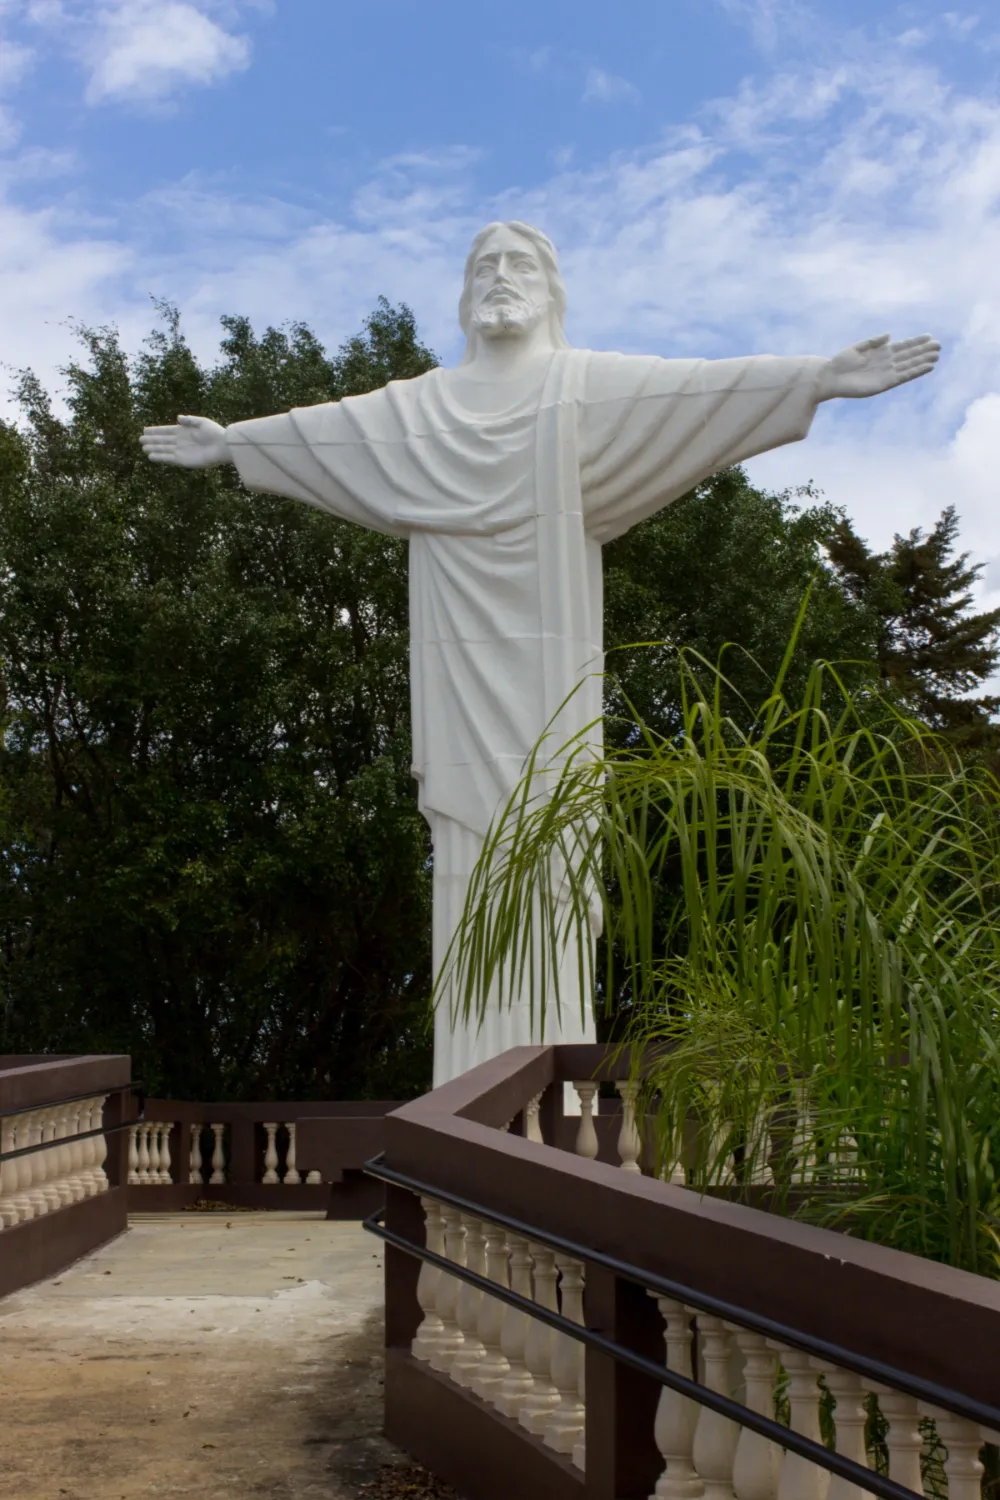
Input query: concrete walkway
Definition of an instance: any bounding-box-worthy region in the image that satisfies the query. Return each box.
[0,1212,438,1500]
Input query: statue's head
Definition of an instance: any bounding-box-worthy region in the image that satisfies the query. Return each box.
[459,221,569,361]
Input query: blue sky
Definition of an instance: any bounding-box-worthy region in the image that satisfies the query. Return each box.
[1,0,999,620]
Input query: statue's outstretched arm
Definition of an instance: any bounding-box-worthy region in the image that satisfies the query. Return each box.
[140,415,230,468]
[817,334,940,401]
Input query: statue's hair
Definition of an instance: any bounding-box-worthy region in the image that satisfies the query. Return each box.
[459,221,569,361]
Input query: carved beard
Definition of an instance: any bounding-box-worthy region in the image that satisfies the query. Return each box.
[471,287,547,337]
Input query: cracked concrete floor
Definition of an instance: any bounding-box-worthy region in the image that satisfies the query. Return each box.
[0,1213,417,1499]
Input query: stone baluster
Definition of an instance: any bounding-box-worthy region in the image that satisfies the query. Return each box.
[12,1114,37,1220]
[305,1169,322,1184]
[573,1082,599,1160]
[156,1122,172,1184]
[828,1133,859,1186]
[127,1125,141,1184]
[39,1109,63,1212]
[428,1205,466,1375]
[92,1097,110,1193]
[815,1363,868,1500]
[789,1088,817,1186]
[494,1235,535,1418]
[450,1216,488,1387]
[0,1117,20,1228]
[745,1109,774,1187]
[543,1255,586,1456]
[189,1123,203,1184]
[53,1104,76,1206]
[136,1121,151,1184]
[704,1088,736,1187]
[519,1242,561,1435]
[209,1123,226,1183]
[731,1329,780,1500]
[283,1123,301,1184]
[77,1100,98,1195]
[66,1103,87,1201]
[148,1120,162,1185]
[870,1388,923,1496]
[262,1122,280,1183]
[649,1296,703,1499]
[928,1409,984,1500]
[26,1113,49,1216]
[525,1092,544,1144]
[470,1224,511,1402]
[616,1080,642,1173]
[692,1315,740,1500]
[572,1344,587,1472]
[412,1196,447,1363]
[773,1347,829,1500]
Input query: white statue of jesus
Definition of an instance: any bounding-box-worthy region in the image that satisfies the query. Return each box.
[141,221,940,1086]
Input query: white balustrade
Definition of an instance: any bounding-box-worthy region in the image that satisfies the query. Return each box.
[157,1122,172,1183]
[494,1234,535,1418]
[209,1123,226,1183]
[305,1169,322,1184]
[189,1123,203,1184]
[931,1410,984,1500]
[616,1079,642,1173]
[137,1121,151,1184]
[731,1328,780,1500]
[470,1224,511,1402]
[412,1196,447,1363]
[428,1205,466,1375]
[542,1254,586,1457]
[650,1296,704,1499]
[816,1362,868,1500]
[525,1092,544,1144]
[789,1087,818,1187]
[283,1122,301,1184]
[774,1347,829,1500]
[0,1117,19,1228]
[692,1315,740,1500]
[450,1216,488,1388]
[67,1102,87,1199]
[518,1242,561,1435]
[262,1122,280,1183]
[148,1119,162,1185]
[871,1386,924,1497]
[573,1082,599,1160]
[0,1096,109,1225]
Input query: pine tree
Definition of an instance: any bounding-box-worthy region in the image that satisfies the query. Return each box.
[826,507,1000,750]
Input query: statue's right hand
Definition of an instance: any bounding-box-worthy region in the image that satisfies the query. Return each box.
[140,414,230,469]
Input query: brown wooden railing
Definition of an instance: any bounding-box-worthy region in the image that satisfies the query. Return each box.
[369,1044,1000,1500]
[0,1054,132,1298]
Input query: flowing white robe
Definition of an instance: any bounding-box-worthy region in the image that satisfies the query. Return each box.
[227,348,827,1083]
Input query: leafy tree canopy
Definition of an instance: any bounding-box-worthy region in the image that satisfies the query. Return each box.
[1,302,995,1098]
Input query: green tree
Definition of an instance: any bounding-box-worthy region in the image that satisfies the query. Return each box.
[0,302,436,1100]
[826,507,1000,751]
[603,469,881,743]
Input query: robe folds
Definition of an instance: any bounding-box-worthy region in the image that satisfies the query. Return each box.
[227,348,826,1083]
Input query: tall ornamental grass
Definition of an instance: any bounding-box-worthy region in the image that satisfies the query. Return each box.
[444,644,1000,1277]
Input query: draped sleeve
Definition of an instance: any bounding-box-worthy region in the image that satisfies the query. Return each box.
[580,352,827,545]
[226,392,410,538]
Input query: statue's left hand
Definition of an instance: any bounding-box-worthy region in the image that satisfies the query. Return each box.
[819,333,941,400]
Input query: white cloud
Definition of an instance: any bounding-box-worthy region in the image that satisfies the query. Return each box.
[583,68,640,106]
[83,0,250,104]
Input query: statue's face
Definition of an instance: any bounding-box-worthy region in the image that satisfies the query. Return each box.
[468,226,552,341]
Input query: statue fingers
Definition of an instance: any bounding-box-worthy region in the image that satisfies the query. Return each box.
[855,332,891,353]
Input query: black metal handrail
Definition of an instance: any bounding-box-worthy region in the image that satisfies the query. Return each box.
[364,1153,1000,1448]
